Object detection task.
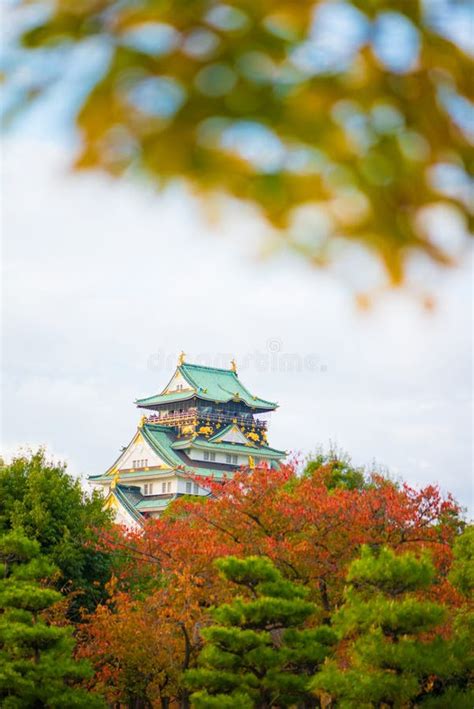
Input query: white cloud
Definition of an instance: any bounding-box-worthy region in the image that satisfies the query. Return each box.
[2,137,473,514]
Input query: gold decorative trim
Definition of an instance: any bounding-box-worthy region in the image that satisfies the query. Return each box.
[110,468,120,489]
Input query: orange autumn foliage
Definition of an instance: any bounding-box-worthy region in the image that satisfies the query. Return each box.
[79,462,464,707]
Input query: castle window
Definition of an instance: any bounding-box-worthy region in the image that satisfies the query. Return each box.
[176,384,183,391]
[186,481,192,493]
[144,483,153,495]
[193,483,199,494]
[226,454,238,465]
[204,451,215,462]
[167,481,171,492]
[162,482,166,493]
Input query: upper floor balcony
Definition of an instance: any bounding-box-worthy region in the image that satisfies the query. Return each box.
[146,408,268,431]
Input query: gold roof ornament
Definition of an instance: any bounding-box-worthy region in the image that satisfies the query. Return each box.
[138,414,147,428]
[248,455,255,470]
[230,358,237,373]
[110,467,120,489]
[178,350,186,365]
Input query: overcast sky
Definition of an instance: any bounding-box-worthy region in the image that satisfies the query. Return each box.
[1,135,473,515]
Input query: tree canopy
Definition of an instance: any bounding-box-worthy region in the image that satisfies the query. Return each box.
[0,450,113,618]
[78,459,470,706]
[7,0,473,286]
[0,450,471,707]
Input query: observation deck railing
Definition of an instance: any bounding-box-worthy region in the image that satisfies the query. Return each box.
[146,409,267,431]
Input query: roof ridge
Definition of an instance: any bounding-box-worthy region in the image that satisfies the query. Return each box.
[181,362,236,374]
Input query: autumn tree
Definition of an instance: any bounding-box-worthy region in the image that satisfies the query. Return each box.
[7,1,472,287]
[82,461,462,706]
[0,529,104,708]
[0,450,113,618]
[186,555,336,708]
[78,508,237,708]
[78,576,209,709]
[312,545,474,708]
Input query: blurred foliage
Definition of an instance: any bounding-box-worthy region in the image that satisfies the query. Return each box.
[7,0,474,283]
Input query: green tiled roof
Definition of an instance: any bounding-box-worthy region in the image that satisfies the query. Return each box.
[114,486,144,524]
[172,437,286,459]
[181,467,228,479]
[88,423,244,484]
[90,465,228,484]
[136,497,175,511]
[136,363,277,411]
[136,390,193,406]
[91,469,169,483]
[140,423,187,467]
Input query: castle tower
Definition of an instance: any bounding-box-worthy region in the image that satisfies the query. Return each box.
[89,357,285,527]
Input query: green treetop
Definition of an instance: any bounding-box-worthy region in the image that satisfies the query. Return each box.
[312,545,474,708]
[0,529,105,709]
[0,450,113,619]
[186,555,336,708]
[303,447,367,491]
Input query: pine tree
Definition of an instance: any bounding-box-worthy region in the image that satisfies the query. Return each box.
[312,545,474,708]
[434,525,474,709]
[0,529,105,708]
[185,555,336,708]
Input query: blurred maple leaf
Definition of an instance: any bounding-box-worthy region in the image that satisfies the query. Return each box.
[7,0,474,284]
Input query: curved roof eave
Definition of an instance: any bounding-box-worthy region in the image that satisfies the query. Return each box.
[113,487,144,524]
[172,436,286,458]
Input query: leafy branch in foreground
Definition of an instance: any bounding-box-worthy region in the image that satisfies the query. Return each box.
[7,1,473,286]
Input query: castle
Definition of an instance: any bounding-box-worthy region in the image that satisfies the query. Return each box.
[89,355,285,526]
